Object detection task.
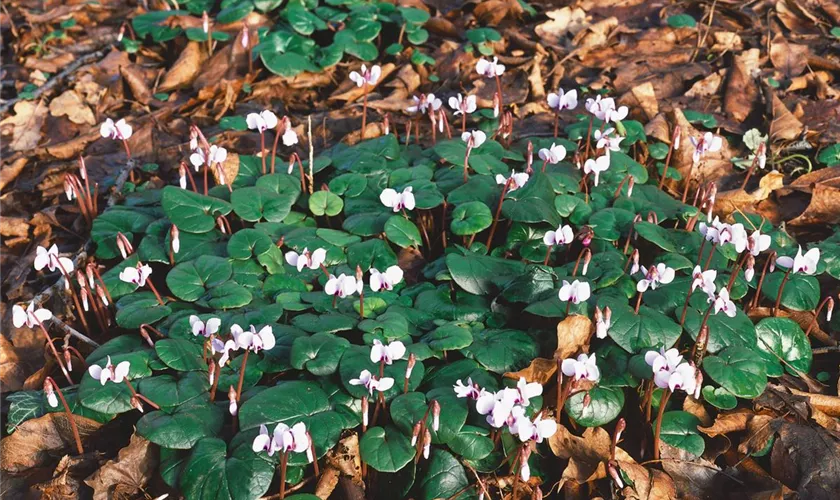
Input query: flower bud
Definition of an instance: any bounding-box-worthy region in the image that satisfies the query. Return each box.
[215,164,227,186]
[306,431,315,463]
[672,125,681,151]
[627,176,635,197]
[80,288,90,312]
[594,306,603,324]
[582,249,592,276]
[769,253,776,273]
[130,396,145,413]
[608,461,624,488]
[582,392,591,410]
[208,361,216,385]
[630,249,640,275]
[361,396,369,428]
[519,446,532,481]
[411,421,422,446]
[78,156,88,181]
[526,141,533,172]
[355,265,363,283]
[117,23,125,42]
[693,365,703,399]
[492,92,500,118]
[828,297,835,322]
[65,177,77,201]
[202,11,209,33]
[64,349,73,372]
[406,352,416,380]
[217,216,227,234]
[116,232,133,259]
[44,379,59,408]
[96,284,109,307]
[139,326,154,348]
[170,225,180,254]
[228,385,238,416]
[422,429,431,459]
[532,487,543,500]
[240,25,249,49]
[430,400,441,432]
[189,126,199,151]
[85,263,95,288]
[745,255,755,282]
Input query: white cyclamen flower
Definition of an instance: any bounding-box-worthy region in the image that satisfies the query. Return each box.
[538,143,566,164]
[461,130,486,149]
[543,224,574,246]
[776,246,819,275]
[710,288,737,317]
[350,369,394,394]
[380,187,416,212]
[561,353,600,382]
[349,64,381,87]
[246,110,278,132]
[747,230,771,257]
[547,88,577,111]
[583,153,611,186]
[691,266,717,297]
[100,118,132,140]
[34,244,74,274]
[190,315,221,337]
[558,280,591,304]
[495,171,529,191]
[88,355,130,385]
[119,264,153,287]
[690,132,723,164]
[594,128,623,151]
[636,263,675,292]
[285,248,327,272]
[230,324,276,352]
[370,340,406,364]
[370,265,404,292]
[449,94,477,115]
[12,301,53,329]
[475,57,505,78]
[325,273,361,298]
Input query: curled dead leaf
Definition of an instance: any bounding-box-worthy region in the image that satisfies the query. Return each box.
[0,412,102,473]
[724,49,760,122]
[0,100,48,151]
[714,171,784,218]
[504,357,556,385]
[119,64,153,105]
[50,90,96,126]
[788,184,840,226]
[160,41,205,92]
[554,314,592,361]
[84,433,158,500]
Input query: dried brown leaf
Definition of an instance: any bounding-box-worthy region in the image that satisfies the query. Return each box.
[714,171,784,217]
[84,433,157,499]
[1,412,102,473]
[698,411,751,437]
[724,49,760,122]
[160,41,205,91]
[50,90,96,126]
[771,421,840,498]
[618,460,677,499]
[504,358,556,385]
[788,184,840,226]
[769,33,809,78]
[554,314,592,361]
[0,100,48,151]
[119,64,153,105]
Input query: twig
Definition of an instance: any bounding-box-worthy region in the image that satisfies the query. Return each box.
[0,48,109,114]
[52,317,100,348]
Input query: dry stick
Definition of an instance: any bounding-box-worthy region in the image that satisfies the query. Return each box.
[772,269,792,317]
[46,377,84,454]
[652,389,672,460]
[52,317,99,348]
[642,380,654,422]
[555,363,564,423]
[485,178,513,248]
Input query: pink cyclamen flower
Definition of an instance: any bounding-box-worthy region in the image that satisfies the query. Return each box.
[583,153,610,186]
[285,248,327,272]
[349,64,381,87]
[190,315,221,337]
[690,132,723,164]
[325,273,361,298]
[512,411,558,443]
[246,110,278,132]
[34,244,74,274]
[370,265,403,292]
[12,301,53,329]
[747,230,771,257]
[230,324,276,352]
[100,118,132,140]
[585,96,627,123]
[543,224,574,246]
[594,128,623,151]
[512,377,543,406]
[212,337,237,367]
[561,353,600,382]
[558,280,591,304]
[776,246,819,275]
[691,266,717,297]
[449,94,477,115]
[119,264,152,287]
[88,355,130,385]
[475,57,505,78]
[710,288,737,317]
[636,263,675,292]
[461,130,487,149]
[407,93,441,114]
[253,422,310,456]
[547,88,577,111]
[453,378,482,399]
[370,339,406,364]
[380,187,416,212]
[495,171,529,191]
[475,389,517,428]
[539,143,566,164]
[350,369,395,394]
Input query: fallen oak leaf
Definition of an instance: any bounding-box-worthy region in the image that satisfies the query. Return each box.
[0,100,48,151]
[49,90,96,126]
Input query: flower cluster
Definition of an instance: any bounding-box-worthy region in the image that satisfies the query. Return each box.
[645,348,700,397]
[253,422,312,461]
[212,324,275,366]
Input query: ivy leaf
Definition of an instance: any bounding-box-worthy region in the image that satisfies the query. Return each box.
[238,381,331,432]
[136,402,223,449]
[445,253,526,296]
[290,332,351,376]
[656,411,705,457]
[360,426,415,473]
[450,201,493,236]
[156,339,206,372]
[138,372,210,410]
[180,438,275,500]
[390,392,468,444]
[162,186,232,233]
[703,346,768,399]
[309,191,344,216]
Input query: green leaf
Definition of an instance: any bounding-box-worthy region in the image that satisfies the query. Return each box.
[339,346,424,399]
[589,208,636,241]
[91,208,157,259]
[565,386,624,427]
[817,144,840,166]
[461,329,538,373]
[667,14,697,28]
[360,426,416,473]
[702,386,738,410]
[501,172,561,225]
[683,303,756,354]
[422,322,473,352]
[390,392,468,444]
[704,346,768,399]
[115,293,172,329]
[450,202,493,236]
[162,186,232,233]
[633,221,677,252]
[754,317,812,376]
[180,438,275,500]
[136,402,223,449]
[419,449,471,500]
[138,372,210,410]
[232,185,299,223]
[166,256,233,302]
[760,272,820,311]
[599,296,682,353]
[384,216,422,248]
[79,351,153,414]
[6,391,45,433]
[445,253,526,296]
[447,425,494,461]
[156,339,206,372]
[657,411,705,457]
[347,239,398,271]
[399,7,430,24]
[238,381,331,431]
[290,332,351,376]
[309,191,344,216]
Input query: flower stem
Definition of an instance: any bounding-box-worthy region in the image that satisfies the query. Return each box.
[124,378,160,409]
[652,389,672,460]
[750,251,776,310]
[485,178,512,249]
[543,245,552,266]
[46,377,84,454]
[584,116,594,158]
[35,319,73,385]
[235,349,250,411]
[657,136,676,190]
[553,113,559,138]
[260,131,266,175]
[741,153,760,190]
[361,83,369,140]
[271,123,282,174]
[703,243,716,271]
[681,161,698,203]
[203,163,209,195]
[634,291,644,314]
[773,270,791,317]
[679,285,695,327]
[146,281,166,306]
[279,451,288,499]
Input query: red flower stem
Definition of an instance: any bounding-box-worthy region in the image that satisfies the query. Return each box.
[696,238,707,266]
[461,113,466,135]
[203,163,209,195]
[55,259,93,337]
[260,131,267,175]
[294,153,307,192]
[123,378,160,409]
[271,123,283,173]
[463,144,472,183]
[235,349,250,411]
[361,83,369,140]
[657,136,676,190]
[543,245,552,266]
[183,162,199,192]
[679,285,695,327]
[703,243,716,271]
[46,377,84,454]
[681,161,698,203]
[210,361,220,400]
[726,255,746,292]
[741,153,760,190]
[773,270,791,317]
[121,139,132,159]
[642,380,654,422]
[805,296,833,336]
[553,113,559,138]
[652,389,672,460]
[634,291,644,314]
[279,451,288,499]
[750,251,776,310]
[584,116,594,158]
[35,318,74,385]
[485,178,512,249]
[359,290,364,319]
[145,281,166,306]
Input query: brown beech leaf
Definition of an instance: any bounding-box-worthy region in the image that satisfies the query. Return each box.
[785,388,840,418]
[789,166,840,192]
[316,433,362,499]
[548,424,628,487]
[119,64,153,105]
[770,33,809,78]
[160,41,205,91]
[49,90,96,126]
[554,314,592,361]
[0,100,48,151]
[212,151,240,186]
[771,421,840,498]
[34,454,100,500]
[714,171,784,217]
[787,184,840,226]
[659,444,725,499]
[504,357,556,385]
[617,460,677,499]
[724,49,760,122]
[739,414,775,456]
[0,412,102,473]
[766,91,803,141]
[84,433,158,500]
[698,411,752,437]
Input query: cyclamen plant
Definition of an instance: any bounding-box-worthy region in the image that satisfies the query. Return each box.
[19,52,839,500]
